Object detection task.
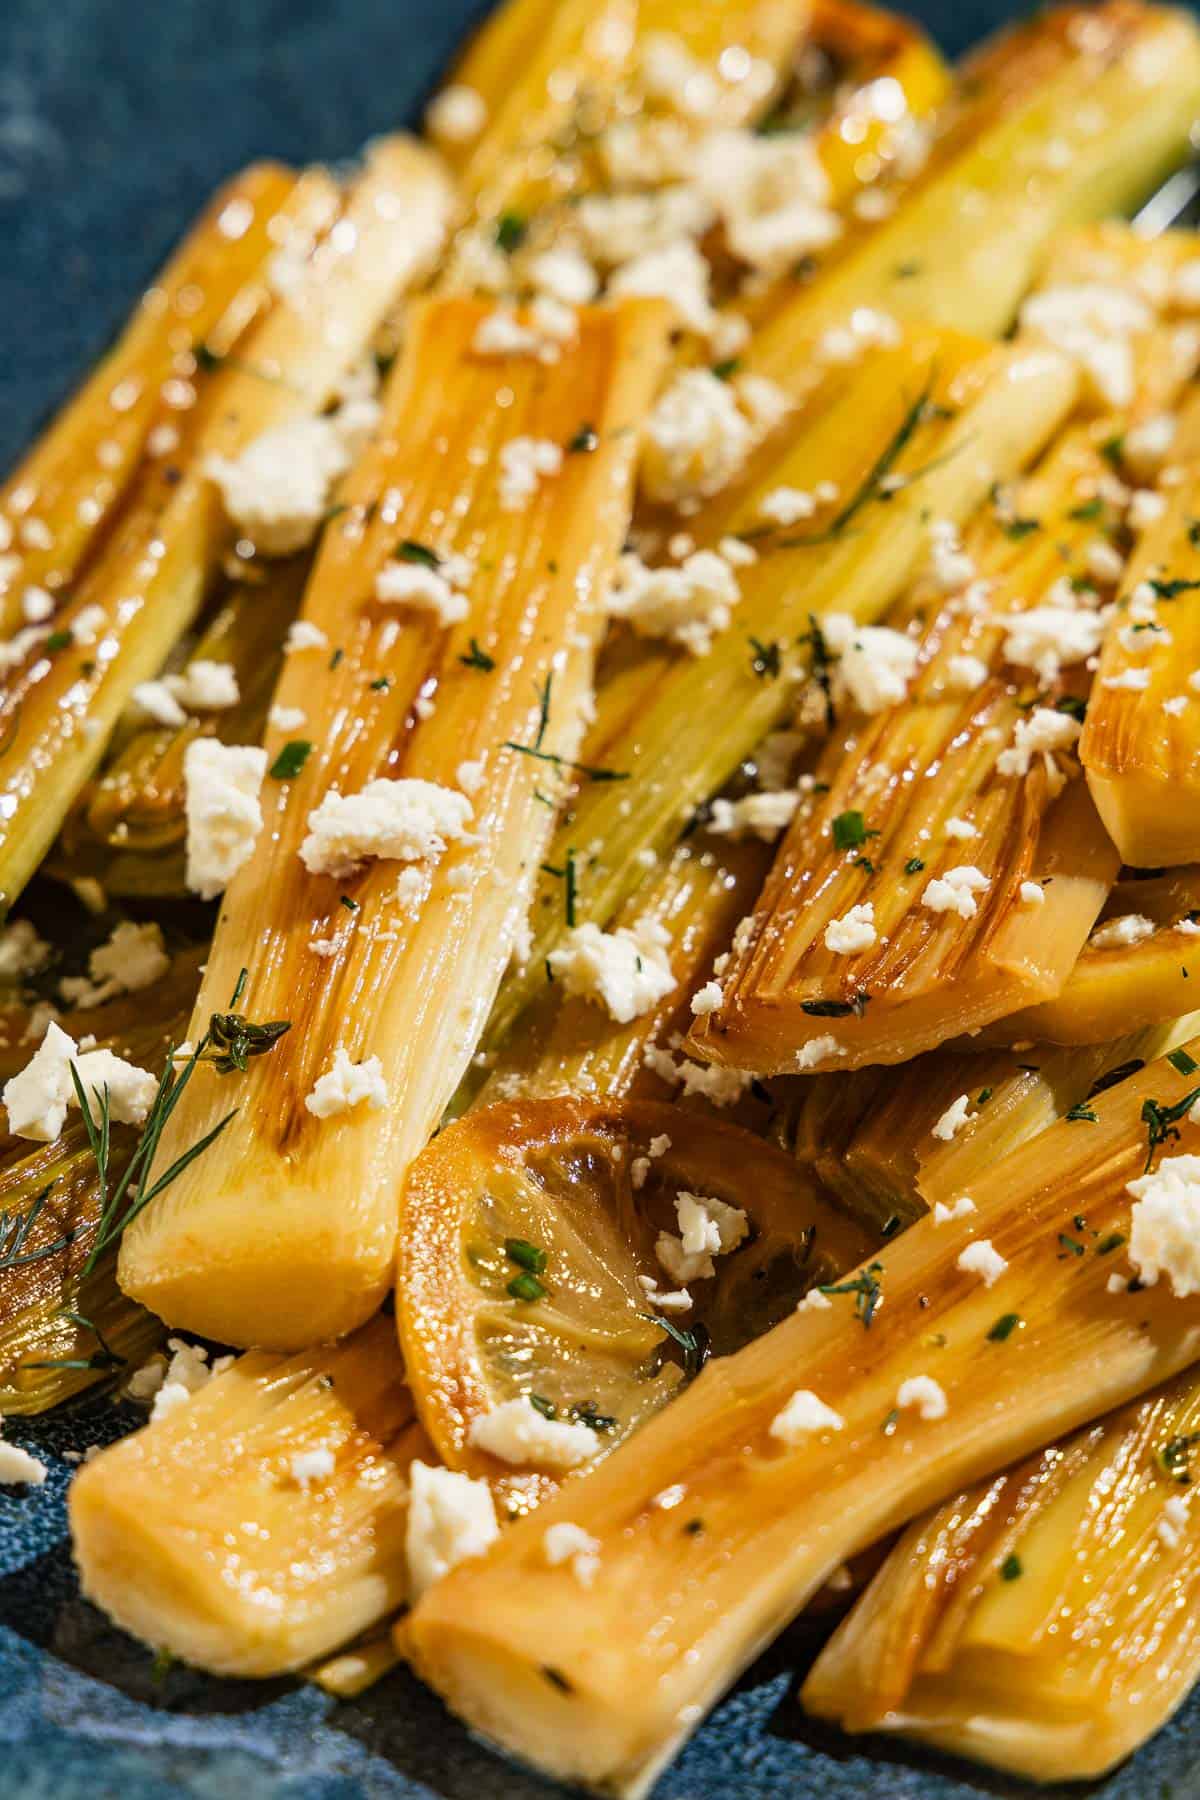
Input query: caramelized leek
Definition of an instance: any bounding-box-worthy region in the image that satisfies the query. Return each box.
[405,1039,1200,1796]
[805,1364,1200,1781]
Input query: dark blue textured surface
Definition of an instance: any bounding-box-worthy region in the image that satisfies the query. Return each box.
[4,2,1200,1795]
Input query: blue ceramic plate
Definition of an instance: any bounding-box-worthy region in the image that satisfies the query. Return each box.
[4,3,1200,1794]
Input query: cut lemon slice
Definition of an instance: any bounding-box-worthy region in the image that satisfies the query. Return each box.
[397,1096,873,1513]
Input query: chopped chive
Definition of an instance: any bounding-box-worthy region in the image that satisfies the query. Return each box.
[505,1238,548,1274]
[459,637,495,672]
[1000,1552,1022,1581]
[395,539,440,568]
[1170,1048,1199,1077]
[269,739,312,780]
[507,1271,547,1302]
[832,809,876,851]
[987,1312,1021,1342]
[495,211,527,253]
[904,856,925,874]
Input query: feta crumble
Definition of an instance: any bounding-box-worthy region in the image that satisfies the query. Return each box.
[708,790,800,841]
[1126,1154,1200,1296]
[824,902,876,955]
[290,1446,335,1487]
[896,1376,948,1421]
[374,558,468,624]
[932,1094,972,1141]
[0,1425,47,1486]
[2,1021,155,1141]
[542,1521,601,1587]
[606,548,740,655]
[933,1196,977,1224]
[206,416,350,554]
[548,917,675,1024]
[656,1189,748,1284]
[183,740,267,899]
[497,436,563,511]
[0,917,51,983]
[995,707,1081,779]
[59,920,169,1010]
[922,864,990,920]
[468,1396,600,1469]
[300,777,472,878]
[304,1047,389,1119]
[405,1460,498,1600]
[956,1239,1008,1286]
[639,367,789,507]
[426,84,487,144]
[1089,913,1155,950]
[284,620,329,654]
[769,1389,844,1444]
[822,613,919,714]
[1019,881,1045,906]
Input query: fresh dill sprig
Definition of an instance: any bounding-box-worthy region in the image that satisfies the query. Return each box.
[0,1181,72,1272]
[820,1260,885,1327]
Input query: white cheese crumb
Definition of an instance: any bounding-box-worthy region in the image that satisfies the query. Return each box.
[1126,1154,1200,1296]
[0,917,51,982]
[759,486,815,526]
[639,368,788,507]
[548,917,675,1024]
[1158,1493,1190,1549]
[21,585,54,623]
[956,1238,1008,1286]
[995,706,1081,779]
[498,436,563,511]
[708,790,800,841]
[1019,881,1045,906]
[1129,489,1168,532]
[606,549,740,656]
[456,758,485,796]
[690,979,724,1016]
[932,1094,972,1141]
[822,613,919,714]
[1102,667,1151,691]
[59,920,169,1010]
[609,237,715,336]
[1020,283,1152,408]
[933,1196,977,1224]
[304,1047,389,1119]
[374,559,468,624]
[926,518,975,592]
[405,1460,498,1601]
[426,83,487,143]
[999,605,1105,685]
[824,902,876,955]
[0,1427,47,1486]
[268,703,307,732]
[1164,694,1189,717]
[944,816,977,841]
[468,1396,600,1469]
[206,417,350,554]
[1123,412,1176,480]
[183,739,267,899]
[542,1521,601,1587]
[290,1446,335,1487]
[945,653,989,694]
[794,1034,843,1070]
[656,1190,748,1283]
[922,864,990,920]
[1089,913,1155,951]
[696,129,841,274]
[284,620,329,654]
[638,1273,693,1312]
[797,1286,833,1312]
[147,1337,234,1423]
[3,1021,150,1141]
[769,1389,844,1444]
[300,777,472,878]
[525,246,598,306]
[896,1376,948,1421]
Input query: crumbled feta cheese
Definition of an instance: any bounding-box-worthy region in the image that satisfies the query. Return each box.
[130,678,187,728]
[932,1094,972,1141]
[759,486,815,526]
[206,417,350,554]
[1020,284,1153,408]
[1130,488,1169,533]
[472,301,576,362]
[926,519,975,592]
[769,1388,844,1444]
[708,790,800,841]
[456,758,485,796]
[794,1034,843,1070]
[374,558,469,624]
[468,1396,600,1469]
[542,1521,601,1587]
[1158,1492,1190,1549]
[268,703,307,732]
[995,706,1081,778]
[1123,412,1176,480]
[183,740,267,899]
[548,917,675,1024]
[70,1047,159,1125]
[70,603,108,647]
[1089,913,1155,950]
[60,920,170,1010]
[525,246,598,306]
[300,777,472,878]
[171,660,239,712]
[606,548,740,655]
[639,1273,693,1312]
[657,1189,748,1283]
[284,620,329,654]
[1102,667,1151,691]
[497,436,563,511]
[956,1238,1008,1286]
[3,1021,79,1140]
[922,864,990,920]
[0,1426,47,1486]
[426,83,487,144]
[577,187,713,269]
[695,129,840,274]
[639,369,788,508]
[21,585,54,623]
[1019,881,1045,907]
[896,1375,948,1421]
[609,237,715,336]
[690,979,724,1016]
[290,1446,335,1487]
[405,1460,498,1600]
[1126,1154,1200,1296]
[797,1286,833,1312]
[148,1337,234,1423]
[933,1196,977,1224]
[0,917,51,983]
[1085,538,1125,583]
[822,613,919,714]
[944,816,977,840]
[945,652,989,694]
[824,902,876,955]
[304,1047,389,1119]
[999,604,1105,684]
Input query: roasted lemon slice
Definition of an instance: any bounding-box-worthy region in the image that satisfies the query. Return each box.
[397,1097,873,1512]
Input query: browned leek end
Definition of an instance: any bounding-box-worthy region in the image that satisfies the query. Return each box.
[979,868,1200,1047]
[1083,395,1200,866]
[404,1041,1200,1798]
[69,1317,426,1678]
[805,1365,1200,1782]
[396,1096,874,1517]
[689,728,1118,1076]
[117,296,674,1352]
